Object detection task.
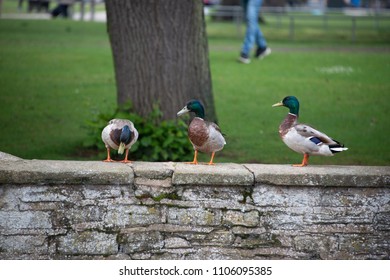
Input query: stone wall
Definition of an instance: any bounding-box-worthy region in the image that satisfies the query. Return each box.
[0,152,389,260]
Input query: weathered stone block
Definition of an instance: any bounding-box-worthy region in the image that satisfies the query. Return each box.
[234,232,282,249]
[223,210,259,227]
[302,223,375,234]
[304,206,375,224]
[132,162,175,196]
[0,160,134,185]
[104,205,162,227]
[135,177,172,188]
[294,235,338,259]
[167,208,222,226]
[82,186,123,200]
[261,212,305,230]
[253,185,321,207]
[181,186,247,203]
[202,200,257,211]
[146,223,214,234]
[0,187,23,211]
[0,235,49,255]
[57,231,118,255]
[373,211,390,231]
[183,247,241,260]
[318,187,389,207]
[65,206,105,225]
[336,234,390,259]
[0,211,52,230]
[173,163,254,186]
[20,186,70,202]
[245,164,390,187]
[164,237,191,249]
[118,228,164,253]
[203,230,235,246]
[231,226,268,235]
[132,161,175,180]
[133,184,178,204]
[19,202,67,211]
[0,151,22,161]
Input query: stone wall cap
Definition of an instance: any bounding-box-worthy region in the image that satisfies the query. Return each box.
[245,164,390,187]
[132,161,175,179]
[0,159,134,185]
[0,151,22,162]
[0,153,389,187]
[172,163,254,186]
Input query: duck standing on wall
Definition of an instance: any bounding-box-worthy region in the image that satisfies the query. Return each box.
[177,100,226,165]
[101,119,139,163]
[272,96,348,167]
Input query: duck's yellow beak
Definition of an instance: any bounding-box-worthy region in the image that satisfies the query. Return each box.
[177,106,190,117]
[272,102,284,107]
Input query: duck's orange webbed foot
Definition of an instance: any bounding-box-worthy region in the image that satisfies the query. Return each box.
[207,152,216,165]
[185,151,199,165]
[103,148,115,162]
[119,150,132,163]
[292,154,309,167]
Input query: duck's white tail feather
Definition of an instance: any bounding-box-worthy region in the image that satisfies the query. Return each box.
[118,143,126,155]
[329,145,348,153]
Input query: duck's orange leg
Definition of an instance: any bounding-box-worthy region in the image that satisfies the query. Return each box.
[120,149,132,163]
[186,150,199,164]
[103,147,114,162]
[207,152,216,165]
[293,153,309,167]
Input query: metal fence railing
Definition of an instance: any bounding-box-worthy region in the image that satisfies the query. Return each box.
[207,5,390,41]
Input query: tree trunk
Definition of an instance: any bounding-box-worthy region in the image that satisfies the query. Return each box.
[105,0,217,122]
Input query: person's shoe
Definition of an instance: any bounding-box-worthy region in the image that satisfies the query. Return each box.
[255,47,271,59]
[238,53,250,64]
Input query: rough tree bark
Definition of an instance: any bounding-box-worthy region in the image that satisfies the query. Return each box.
[105,0,217,122]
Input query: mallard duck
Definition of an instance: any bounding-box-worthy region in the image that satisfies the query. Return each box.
[272,96,348,167]
[177,100,226,165]
[101,119,138,163]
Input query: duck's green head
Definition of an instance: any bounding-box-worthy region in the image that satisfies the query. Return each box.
[272,96,300,115]
[177,99,205,119]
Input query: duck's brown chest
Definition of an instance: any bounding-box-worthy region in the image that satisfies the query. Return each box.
[279,114,297,137]
[188,118,209,147]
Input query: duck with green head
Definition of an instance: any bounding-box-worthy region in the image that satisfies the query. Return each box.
[272,96,348,167]
[177,100,226,165]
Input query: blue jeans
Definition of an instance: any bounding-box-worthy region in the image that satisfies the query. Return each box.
[240,0,267,56]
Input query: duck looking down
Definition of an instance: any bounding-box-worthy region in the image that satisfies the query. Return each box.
[101,119,139,163]
[272,96,348,167]
[177,100,226,165]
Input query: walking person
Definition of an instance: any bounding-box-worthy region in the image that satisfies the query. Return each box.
[238,0,271,64]
[51,0,74,18]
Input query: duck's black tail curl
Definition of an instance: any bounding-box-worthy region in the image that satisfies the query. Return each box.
[329,140,348,154]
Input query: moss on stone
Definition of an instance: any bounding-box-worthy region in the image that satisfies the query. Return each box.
[152,192,180,202]
[239,188,254,204]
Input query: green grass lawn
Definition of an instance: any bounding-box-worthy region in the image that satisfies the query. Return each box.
[0,18,389,165]
[212,50,390,165]
[0,19,116,159]
[1,0,107,14]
